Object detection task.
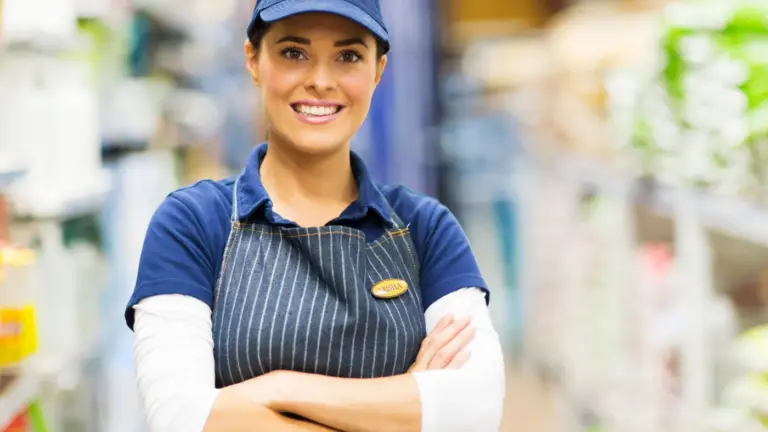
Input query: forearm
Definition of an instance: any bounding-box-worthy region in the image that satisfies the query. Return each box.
[413,288,506,431]
[204,384,337,432]
[269,372,421,432]
[267,289,505,432]
[133,296,335,432]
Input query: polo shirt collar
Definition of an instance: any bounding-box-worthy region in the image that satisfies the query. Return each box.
[235,144,393,226]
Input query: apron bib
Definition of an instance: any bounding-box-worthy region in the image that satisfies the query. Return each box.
[212,181,426,387]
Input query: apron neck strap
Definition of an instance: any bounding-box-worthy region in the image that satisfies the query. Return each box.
[231,177,240,222]
[382,197,405,230]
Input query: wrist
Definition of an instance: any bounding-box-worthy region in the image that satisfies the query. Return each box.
[215,371,292,410]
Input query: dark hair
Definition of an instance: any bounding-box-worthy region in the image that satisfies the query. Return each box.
[248,21,389,58]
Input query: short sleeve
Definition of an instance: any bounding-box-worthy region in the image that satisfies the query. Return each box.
[417,202,489,310]
[125,194,219,330]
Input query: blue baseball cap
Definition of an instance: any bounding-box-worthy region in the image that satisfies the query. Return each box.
[247,0,390,53]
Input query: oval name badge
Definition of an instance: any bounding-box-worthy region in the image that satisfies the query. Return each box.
[371,279,408,299]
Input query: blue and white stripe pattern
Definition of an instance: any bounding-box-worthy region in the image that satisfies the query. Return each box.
[212,182,426,386]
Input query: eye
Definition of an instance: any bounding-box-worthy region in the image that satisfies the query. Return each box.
[281,46,307,61]
[338,50,363,63]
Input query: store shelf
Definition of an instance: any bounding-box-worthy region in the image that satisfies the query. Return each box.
[42,330,104,390]
[102,140,148,152]
[0,372,40,430]
[550,155,768,247]
[0,329,104,429]
[13,180,111,220]
[657,187,768,247]
[0,33,87,54]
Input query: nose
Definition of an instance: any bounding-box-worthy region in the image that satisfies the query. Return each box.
[304,61,336,93]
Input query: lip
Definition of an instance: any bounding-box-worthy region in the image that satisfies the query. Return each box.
[292,99,343,107]
[292,100,345,125]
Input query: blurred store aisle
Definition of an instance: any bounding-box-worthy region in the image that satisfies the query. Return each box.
[501,366,565,432]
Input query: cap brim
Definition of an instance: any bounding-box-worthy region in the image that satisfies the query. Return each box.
[253,0,389,46]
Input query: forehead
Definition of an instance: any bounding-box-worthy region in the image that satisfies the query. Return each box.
[266,13,373,41]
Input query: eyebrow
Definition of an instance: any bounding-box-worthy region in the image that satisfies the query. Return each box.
[276,36,311,45]
[275,35,368,48]
[334,38,367,48]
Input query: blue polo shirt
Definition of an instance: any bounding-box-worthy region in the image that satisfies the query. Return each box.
[125,144,488,329]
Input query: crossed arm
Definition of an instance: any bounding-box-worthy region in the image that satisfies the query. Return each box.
[132,289,505,432]
[203,370,421,431]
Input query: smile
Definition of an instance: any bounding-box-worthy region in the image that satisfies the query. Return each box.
[291,102,345,125]
[292,104,342,116]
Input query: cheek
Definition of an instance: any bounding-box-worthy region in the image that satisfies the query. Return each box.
[259,64,302,111]
[340,73,376,111]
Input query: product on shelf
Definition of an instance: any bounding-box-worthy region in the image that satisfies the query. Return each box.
[545,0,670,162]
[707,405,768,432]
[0,26,109,218]
[626,0,768,200]
[0,399,48,432]
[704,318,768,431]
[0,245,37,368]
[2,411,27,432]
[628,242,686,432]
[0,0,77,43]
[0,196,41,431]
[446,0,551,49]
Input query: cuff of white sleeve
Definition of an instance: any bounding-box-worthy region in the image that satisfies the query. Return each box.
[194,389,221,432]
[413,370,500,432]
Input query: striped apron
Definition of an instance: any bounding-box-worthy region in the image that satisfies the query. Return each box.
[212,182,427,387]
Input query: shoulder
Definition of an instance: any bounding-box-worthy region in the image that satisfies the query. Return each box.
[153,178,234,240]
[151,176,235,263]
[378,184,446,230]
[378,184,488,309]
[126,178,235,329]
[378,184,459,247]
[166,177,235,218]
[377,183,456,256]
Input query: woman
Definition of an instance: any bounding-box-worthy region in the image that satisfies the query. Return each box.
[126,0,506,430]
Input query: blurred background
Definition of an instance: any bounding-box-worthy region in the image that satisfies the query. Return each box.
[3,0,768,431]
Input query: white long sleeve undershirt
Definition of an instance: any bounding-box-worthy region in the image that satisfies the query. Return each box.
[132,287,505,432]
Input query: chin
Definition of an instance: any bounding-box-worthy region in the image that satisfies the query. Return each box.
[281,129,352,156]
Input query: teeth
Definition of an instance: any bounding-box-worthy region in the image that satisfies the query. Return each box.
[295,105,339,116]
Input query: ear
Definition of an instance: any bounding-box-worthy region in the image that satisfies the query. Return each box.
[244,39,261,86]
[374,54,387,86]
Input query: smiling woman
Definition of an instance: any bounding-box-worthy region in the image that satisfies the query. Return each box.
[246,12,386,159]
[126,1,506,431]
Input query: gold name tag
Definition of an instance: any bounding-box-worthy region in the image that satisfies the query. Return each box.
[371,279,408,299]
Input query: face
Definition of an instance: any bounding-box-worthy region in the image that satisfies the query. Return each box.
[245,13,387,156]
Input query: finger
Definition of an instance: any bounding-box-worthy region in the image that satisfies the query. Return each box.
[419,317,472,364]
[414,315,454,365]
[428,325,475,369]
[446,349,471,369]
[408,314,454,372]
[430,314,454,334]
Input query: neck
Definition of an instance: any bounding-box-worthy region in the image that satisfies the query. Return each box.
[259,139,358,207]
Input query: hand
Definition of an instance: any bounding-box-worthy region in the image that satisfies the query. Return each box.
[408,315,475,372]
[218,372,339,431]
